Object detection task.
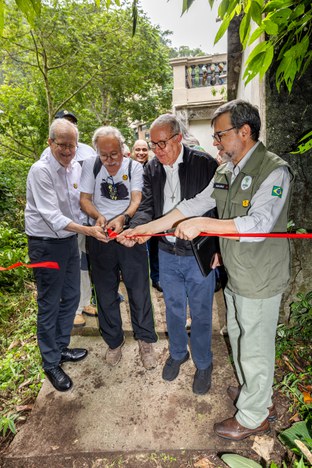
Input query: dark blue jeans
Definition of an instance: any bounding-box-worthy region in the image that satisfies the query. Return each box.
[159,249,215,370]
[28,236,80,370]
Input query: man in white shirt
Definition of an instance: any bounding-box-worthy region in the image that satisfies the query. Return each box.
[25,118,107,392]
[121,100,294,440]
[80,126,157,370]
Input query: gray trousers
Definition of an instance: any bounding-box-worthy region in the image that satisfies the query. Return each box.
[224,287,281,428]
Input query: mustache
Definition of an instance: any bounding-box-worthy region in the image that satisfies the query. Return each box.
[103,161,120,167]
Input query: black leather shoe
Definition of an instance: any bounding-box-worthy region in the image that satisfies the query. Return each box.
[152,282,163,292]
[193,365,213,395]
[60,347,88,363]
[162,352,190,381]
[45,366,73,392]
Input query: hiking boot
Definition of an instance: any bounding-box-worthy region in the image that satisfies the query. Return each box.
[138,340,157,370]
[82,305,98,316]
[73,313,86,328]
[105,339,125,366]
[162,352,190,381]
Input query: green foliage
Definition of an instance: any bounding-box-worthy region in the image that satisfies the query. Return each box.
[289,292,312,342]
[279,421,312,463]
[169,45,207,58]
[275,291,312,423]
[0,156,32,229]
[0,413,18,437]
[291,131,312,155]
[221,454,262,467]
[180,0,312,94]
[0,223,31,291]
[0,290,43,438]
[0,1,172,155]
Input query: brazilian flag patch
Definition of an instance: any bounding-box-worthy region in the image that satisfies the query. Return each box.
[272,186,283,198]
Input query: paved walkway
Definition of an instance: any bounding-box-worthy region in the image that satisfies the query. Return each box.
[2,287,274,467]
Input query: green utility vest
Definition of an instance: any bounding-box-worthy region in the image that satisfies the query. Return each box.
[211,142,294,299]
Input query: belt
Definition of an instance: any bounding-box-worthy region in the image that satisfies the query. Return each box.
[27,235,77,241]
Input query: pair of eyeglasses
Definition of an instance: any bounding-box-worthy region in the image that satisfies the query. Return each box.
[53,141,77,151]
[98,151,120,160]
[212,127,236,143]
[148,133,178,151]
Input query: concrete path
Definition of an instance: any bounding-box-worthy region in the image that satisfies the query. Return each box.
[2,287,275,467]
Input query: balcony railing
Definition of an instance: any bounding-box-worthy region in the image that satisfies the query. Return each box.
[186,62,227,89]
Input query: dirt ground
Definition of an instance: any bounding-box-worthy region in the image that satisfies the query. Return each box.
[0,287,292,468]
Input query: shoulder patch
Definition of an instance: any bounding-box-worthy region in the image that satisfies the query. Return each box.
[272,186,283,198]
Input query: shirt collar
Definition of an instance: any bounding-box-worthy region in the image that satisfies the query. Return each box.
[47,148,75,173]
[163,144,184,171]
[226,141,261,176]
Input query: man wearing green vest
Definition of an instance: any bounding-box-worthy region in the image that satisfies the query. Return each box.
[121,99,294,440]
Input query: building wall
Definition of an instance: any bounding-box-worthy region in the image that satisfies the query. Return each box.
[189,120,218,157]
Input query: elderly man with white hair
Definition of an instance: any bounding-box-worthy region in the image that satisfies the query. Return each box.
[80,126,158,370]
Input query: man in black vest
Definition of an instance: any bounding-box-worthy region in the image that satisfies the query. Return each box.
[119,114,218,395]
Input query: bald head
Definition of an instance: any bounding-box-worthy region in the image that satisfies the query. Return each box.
[132,139,149,165]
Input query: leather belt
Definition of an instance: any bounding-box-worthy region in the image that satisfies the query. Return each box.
[27,235,77,241]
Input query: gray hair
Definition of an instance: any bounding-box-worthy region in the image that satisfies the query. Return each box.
[49,118,79,141]
[212,99,261,141]
[150,113,181,135]
[92,126,125,151]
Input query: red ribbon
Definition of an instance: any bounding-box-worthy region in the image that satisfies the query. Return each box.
[0,261,60,271]
[106,228,312,239]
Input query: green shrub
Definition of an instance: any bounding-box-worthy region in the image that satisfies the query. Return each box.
[0,222,31,291]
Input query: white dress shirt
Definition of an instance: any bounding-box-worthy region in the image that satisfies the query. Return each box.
[163,147,184,242]
[25,150,82,238]
[177,142,291,242]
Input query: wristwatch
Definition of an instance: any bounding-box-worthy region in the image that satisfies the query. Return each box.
[123,214,131,226]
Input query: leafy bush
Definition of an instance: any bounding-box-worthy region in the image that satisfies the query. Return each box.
[0,222,31,291]
[275,291,312,418]
[0,292,43,438]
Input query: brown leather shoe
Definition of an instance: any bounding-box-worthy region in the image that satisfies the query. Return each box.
[214,416,270,440]
[227,386,277,422]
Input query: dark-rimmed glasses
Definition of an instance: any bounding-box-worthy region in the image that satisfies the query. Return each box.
[148,133,178,151]
[212,127,236,143]
[52,141,77,151]
[97,151,120,160]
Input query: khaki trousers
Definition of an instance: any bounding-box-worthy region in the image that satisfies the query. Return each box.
[224,288,281,428]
